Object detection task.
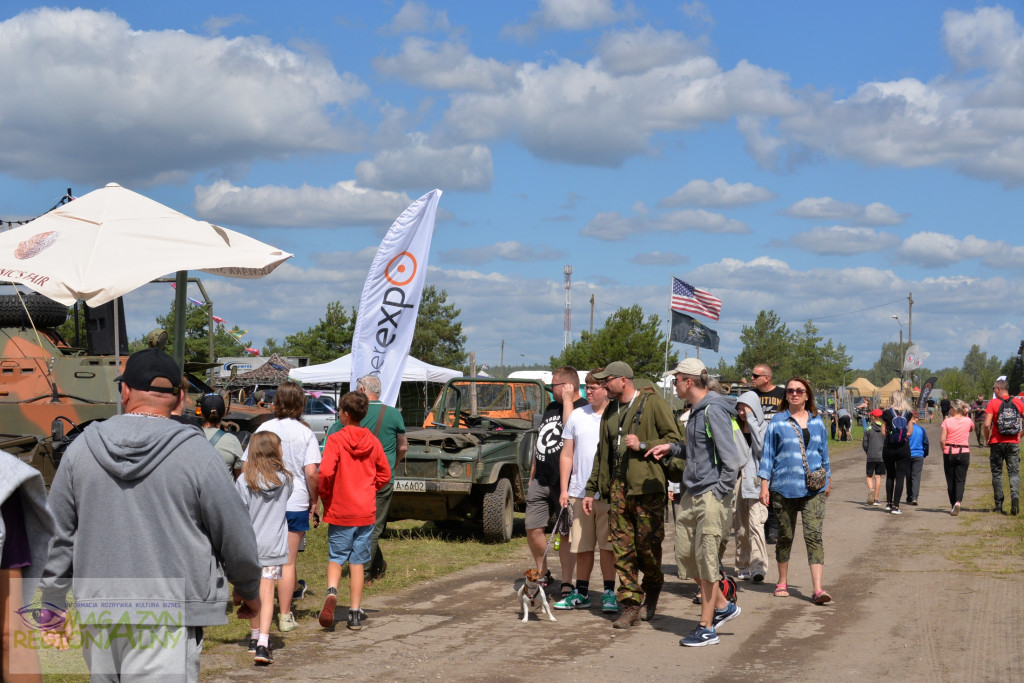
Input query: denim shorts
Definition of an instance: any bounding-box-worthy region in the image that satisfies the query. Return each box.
[327,524,373,566]
[286,510,310,533]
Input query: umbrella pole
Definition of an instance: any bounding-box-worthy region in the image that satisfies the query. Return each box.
[114,299,122,415]
[173,271,188,373]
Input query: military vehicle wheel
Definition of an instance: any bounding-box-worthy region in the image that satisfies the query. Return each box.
[0,294,68,328]
[482,478,513,543]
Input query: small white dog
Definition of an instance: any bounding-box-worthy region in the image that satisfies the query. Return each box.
[516,568,557,623]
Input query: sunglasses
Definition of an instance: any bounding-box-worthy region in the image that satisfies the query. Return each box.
[671,377,692,386]
[786,387,806,395]
[751,373,766,379]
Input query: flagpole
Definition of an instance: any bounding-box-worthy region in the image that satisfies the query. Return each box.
[663,276,673,399]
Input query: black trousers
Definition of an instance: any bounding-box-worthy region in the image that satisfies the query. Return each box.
[883,450,910,506]
[943,450,970,507]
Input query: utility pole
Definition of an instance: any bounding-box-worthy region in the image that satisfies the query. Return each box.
[908,291,914,348]
[500,339,504,377]
[589,293,595,335]
[563,265,572,350]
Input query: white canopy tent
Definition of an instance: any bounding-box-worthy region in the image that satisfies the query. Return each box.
[289,353,461,385]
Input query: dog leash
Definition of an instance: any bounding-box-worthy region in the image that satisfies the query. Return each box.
[541,505,573,561]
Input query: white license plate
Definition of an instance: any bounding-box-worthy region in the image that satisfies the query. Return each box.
[394,479,426,492]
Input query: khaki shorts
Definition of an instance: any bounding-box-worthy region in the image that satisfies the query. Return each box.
[674,488,734,582]
[569,497,612,552]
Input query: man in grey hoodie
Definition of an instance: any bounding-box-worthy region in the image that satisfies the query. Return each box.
[648,358,744,647]
[40,348,261,681]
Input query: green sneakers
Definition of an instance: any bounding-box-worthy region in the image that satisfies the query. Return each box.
[601,590,618,613]
[553,589,592,610]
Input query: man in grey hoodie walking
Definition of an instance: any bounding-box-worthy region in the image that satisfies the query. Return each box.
[40,348,261,681]
[648,358,744,647]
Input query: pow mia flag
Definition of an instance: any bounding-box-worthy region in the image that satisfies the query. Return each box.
[671,311,720,352]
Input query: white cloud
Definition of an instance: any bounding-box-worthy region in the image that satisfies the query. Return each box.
[194,180,413,228]
[355,134,493,191]
[759,7,1024,186]
[789,226,900,255]
[581,208,749,240]
[537,0,621,31]
[440,241,566,264]
[783,197,907,226]
[659,178,776,208]
[596,26,705,77]
[203,14,249,35]
[897,232,1024,269]
[445,51,797,167]
[630,251,689,266]
[385,1,451,34]
[374,38,517,91]
[0,8,367,185]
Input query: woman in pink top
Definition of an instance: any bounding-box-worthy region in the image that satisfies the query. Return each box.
[941,399,974,516]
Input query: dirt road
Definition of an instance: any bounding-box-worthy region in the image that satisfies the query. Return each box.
[202,421,1024,682]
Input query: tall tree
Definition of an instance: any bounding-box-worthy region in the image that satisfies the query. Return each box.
[409,285,467,369]
[791,320,823,380]
[155,301,249,363]
[550,305,677,381]
[284,301,357,365]
[734,310,793,379]
[261,337,287,357]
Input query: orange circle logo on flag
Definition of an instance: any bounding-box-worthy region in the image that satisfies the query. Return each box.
[385,251,417,286]
[15,231,59,259]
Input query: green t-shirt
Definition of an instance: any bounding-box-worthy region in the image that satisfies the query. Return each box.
[326,400,406,469]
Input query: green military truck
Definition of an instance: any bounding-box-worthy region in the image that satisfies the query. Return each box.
[388,377,551,542]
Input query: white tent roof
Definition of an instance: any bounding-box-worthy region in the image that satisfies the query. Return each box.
[289,354,462,385]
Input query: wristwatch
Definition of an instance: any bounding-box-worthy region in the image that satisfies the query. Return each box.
[638,441,648,451]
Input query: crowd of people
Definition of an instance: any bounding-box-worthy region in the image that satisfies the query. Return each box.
[520,358,830,648]
[0,348,404,679]
[5,346,1022,676]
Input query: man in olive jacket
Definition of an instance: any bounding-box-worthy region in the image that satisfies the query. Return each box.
[583,361,681,628]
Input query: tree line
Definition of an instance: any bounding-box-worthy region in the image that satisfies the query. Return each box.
[58,285,468,371]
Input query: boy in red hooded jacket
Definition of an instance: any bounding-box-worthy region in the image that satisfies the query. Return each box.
[317,391,391,631]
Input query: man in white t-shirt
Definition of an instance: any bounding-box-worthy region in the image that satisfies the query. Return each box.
[554,368,618,613]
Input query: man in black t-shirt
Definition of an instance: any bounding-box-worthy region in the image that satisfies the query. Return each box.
[751,364,786,417]
[527,366,588,598]
[751,363,785,544]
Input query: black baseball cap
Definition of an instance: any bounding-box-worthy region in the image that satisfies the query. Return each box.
[200,393,226,418]
[114,348,182,395]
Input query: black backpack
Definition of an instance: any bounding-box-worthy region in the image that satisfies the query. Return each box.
[887,410,911,446]
[996,398,1022,436]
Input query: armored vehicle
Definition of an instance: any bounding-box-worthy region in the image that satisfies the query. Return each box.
[389,377,551,543]
[0,293,269,483]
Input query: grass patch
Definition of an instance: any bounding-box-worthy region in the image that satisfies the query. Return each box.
[945,452,1024,574]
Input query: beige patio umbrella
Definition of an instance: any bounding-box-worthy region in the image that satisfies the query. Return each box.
[0,182,292,372]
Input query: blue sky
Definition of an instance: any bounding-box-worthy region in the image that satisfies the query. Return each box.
[1,1,1022,374]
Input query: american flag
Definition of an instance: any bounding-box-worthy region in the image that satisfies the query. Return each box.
[671,277,722,321]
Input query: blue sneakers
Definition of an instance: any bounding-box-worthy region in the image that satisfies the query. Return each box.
[680,624,719,647]
[711,601,741,629]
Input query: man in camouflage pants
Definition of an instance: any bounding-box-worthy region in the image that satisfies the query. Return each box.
[583,361,681,628]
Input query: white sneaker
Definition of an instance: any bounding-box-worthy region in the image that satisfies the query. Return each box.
[951,502,960,516]
[277,611,297,632]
